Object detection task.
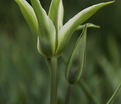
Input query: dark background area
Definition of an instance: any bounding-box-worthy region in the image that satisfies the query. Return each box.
[0,0,121,104]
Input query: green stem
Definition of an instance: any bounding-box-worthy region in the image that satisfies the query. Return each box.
[65,84,72,104]
[47,57,58,104]
[106,84,121,104]
[78,79,99,104]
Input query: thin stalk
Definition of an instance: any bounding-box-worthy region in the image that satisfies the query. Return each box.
[65,84,72,104]
[47,57,58,104]
[106,84,121,104]
[78,79,99,104]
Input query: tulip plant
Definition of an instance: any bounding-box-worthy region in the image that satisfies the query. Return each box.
[15,0,120,104]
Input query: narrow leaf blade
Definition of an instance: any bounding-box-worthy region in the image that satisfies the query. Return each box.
[107,84,121,104]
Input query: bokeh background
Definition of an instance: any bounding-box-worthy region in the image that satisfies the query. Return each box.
[0,0,121,104]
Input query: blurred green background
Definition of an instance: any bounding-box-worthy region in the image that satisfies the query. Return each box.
[0,0,121,104]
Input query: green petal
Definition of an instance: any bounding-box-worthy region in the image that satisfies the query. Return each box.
[49,0,64,31]
[56,1,114,54]
[31,0,56,57]
[15,0,38,35]
[66,25,87,84]
[49,0,64,48]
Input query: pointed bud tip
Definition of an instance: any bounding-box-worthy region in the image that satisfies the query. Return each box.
[86,23,100,28]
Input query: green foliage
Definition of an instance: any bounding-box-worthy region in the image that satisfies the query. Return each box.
[1,0,121,104]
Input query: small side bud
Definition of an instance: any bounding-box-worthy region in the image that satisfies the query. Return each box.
[66,26,87,84]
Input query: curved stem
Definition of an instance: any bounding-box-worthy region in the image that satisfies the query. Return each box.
[47,57,58,104]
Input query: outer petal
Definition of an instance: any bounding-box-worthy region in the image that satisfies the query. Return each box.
[49,0,64,31]
[15,0,38,35]
[31,0,56,57]
[49,0,64,48]
[56,1,114,54]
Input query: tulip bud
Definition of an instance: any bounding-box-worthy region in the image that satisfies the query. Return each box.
[66,25,87,84]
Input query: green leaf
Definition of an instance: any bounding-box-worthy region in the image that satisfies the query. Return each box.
[56,1,114,54]
[49,0,64,31]
[107,84,121,104]
[66,25,87,84]
[31,0,56,57]
[15,0,38,35]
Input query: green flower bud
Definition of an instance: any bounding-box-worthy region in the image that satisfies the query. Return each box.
[66,25,87,84]
[15,0,114,58]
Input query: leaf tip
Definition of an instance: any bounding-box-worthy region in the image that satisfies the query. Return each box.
[105,1,115,5]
